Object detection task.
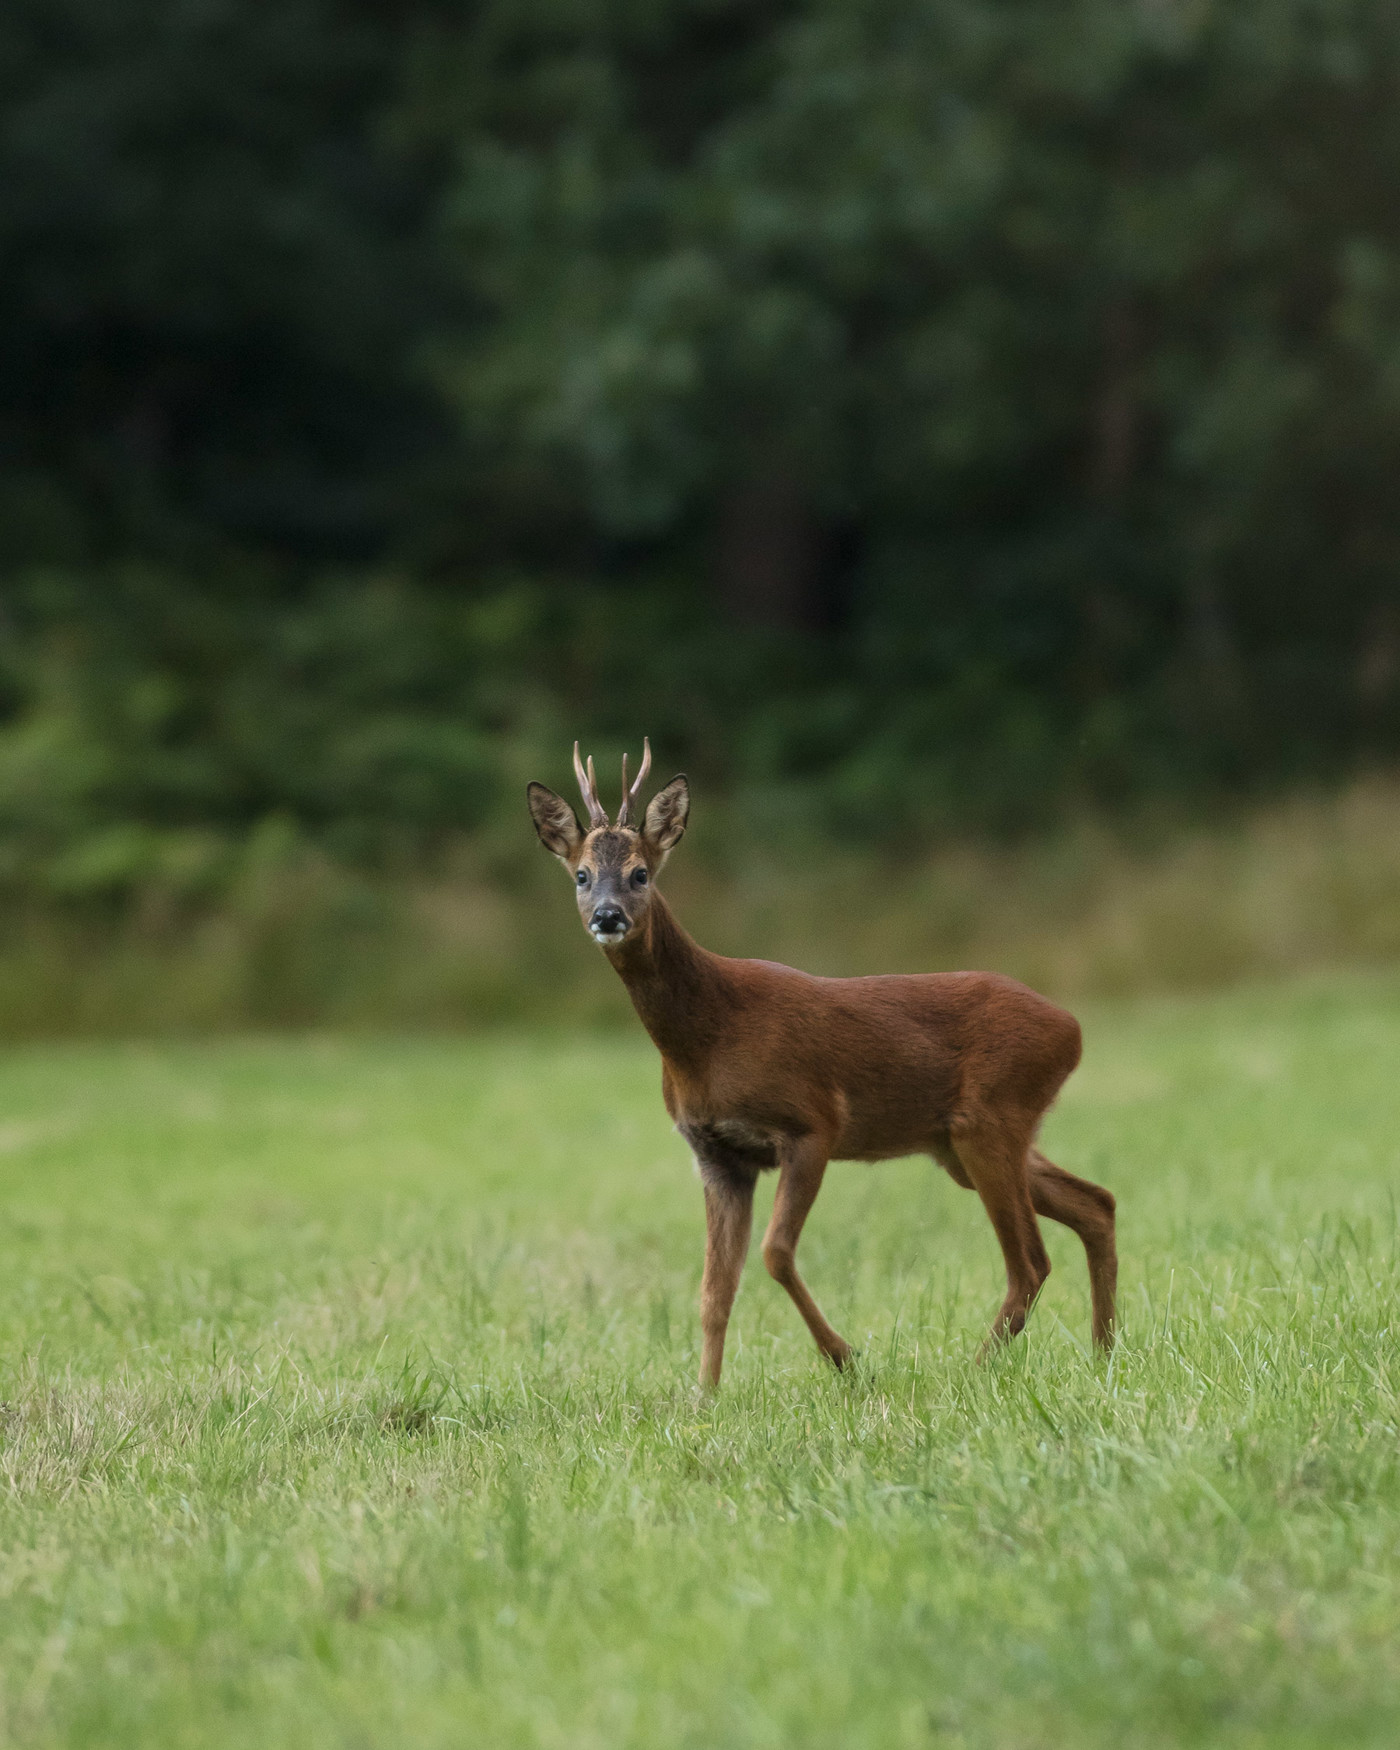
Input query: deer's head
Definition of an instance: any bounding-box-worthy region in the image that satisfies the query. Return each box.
[527,739,690,948]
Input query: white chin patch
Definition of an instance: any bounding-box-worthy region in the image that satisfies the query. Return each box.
[590,926,628,947]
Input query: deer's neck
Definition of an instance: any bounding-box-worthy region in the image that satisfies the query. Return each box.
[605,893,734,1069]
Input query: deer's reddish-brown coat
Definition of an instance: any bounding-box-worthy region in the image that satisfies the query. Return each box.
[528,752,1117,1389]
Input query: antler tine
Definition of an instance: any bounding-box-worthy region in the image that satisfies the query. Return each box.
[617,736,652,827]
[587,755,605,826]
[573,741,607,828]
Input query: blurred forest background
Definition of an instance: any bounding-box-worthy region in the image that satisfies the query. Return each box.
[3,0,1400,1031]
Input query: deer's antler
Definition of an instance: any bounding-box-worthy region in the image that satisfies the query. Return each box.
[617,737,652,827]
[573,741,608,829]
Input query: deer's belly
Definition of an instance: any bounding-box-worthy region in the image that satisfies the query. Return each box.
[832,1083,957,1162]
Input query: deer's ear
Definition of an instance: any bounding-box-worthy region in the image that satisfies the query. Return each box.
[643,775,689,859]
[527,783,584,862]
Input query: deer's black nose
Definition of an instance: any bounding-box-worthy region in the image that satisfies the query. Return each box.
[590,905,627,937]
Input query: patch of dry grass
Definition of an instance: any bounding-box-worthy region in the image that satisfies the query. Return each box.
[1,776,1400,1033]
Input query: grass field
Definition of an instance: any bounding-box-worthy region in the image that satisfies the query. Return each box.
[0,974,1398,1747]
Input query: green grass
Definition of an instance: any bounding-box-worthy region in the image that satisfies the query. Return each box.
[0,974,1398,1747]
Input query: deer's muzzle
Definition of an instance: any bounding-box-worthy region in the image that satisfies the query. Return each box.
[589,905,628,943]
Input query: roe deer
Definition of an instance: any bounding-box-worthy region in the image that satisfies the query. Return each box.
[528,741,1117,1389]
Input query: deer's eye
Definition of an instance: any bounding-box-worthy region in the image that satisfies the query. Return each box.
[631,867,648,887]
[575,869,590,888]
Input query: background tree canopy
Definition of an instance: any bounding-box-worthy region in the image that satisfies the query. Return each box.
[3,0,1400,896]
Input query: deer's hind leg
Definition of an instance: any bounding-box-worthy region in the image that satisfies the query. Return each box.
[1027,1148,1117,1350]
[948,1117,1051,1359]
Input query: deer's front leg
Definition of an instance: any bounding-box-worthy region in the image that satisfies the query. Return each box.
[762,1135,852,1369]
[697,1158,756,1390]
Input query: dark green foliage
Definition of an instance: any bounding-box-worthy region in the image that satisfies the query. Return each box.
[0,0,451,565]
[431,0,1400,794]
[3,0,1400,899]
